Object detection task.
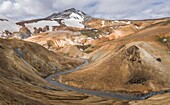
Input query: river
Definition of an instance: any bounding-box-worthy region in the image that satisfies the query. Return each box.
[45,59,170,100]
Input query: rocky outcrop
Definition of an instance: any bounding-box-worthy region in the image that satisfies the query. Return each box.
[17,25,32,39]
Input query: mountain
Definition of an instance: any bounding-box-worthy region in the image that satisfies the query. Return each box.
[16,8,94,30]
[46,8,93,21]
[16,8,170,35]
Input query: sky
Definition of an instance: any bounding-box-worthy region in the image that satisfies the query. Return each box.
[0,0,170,20]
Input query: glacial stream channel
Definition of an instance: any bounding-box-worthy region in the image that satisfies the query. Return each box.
[45,59,170,100]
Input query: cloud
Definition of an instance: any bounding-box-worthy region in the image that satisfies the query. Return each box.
[0,0,169,20]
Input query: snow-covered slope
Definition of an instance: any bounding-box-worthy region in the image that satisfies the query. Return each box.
[61,13,84,28]
[0,16,20,33]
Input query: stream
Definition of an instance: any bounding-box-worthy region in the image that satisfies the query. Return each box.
[45,59,170,100]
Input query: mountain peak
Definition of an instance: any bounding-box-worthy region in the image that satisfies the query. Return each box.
[64,8,77,12]
[46,8,92,21]
[62,8,85,15]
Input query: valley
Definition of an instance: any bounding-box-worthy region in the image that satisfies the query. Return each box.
[0,8,170,105]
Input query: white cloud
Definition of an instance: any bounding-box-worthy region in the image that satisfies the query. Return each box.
[0,0,169,20]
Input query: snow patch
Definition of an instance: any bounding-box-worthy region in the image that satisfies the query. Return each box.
[0,15,20,33]
[79,48,83,51]
[102,20,105,27]
[113,20,131,24]
[78,11,84,16]
[135,25,139,29]
[93,30,98,32]
[114,20,120,23]
[126,21,131,24]
[0,19,20,33]
[121,21,131,24]
[61,13,84,28]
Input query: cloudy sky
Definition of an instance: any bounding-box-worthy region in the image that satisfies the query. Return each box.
[0,0,170,20]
